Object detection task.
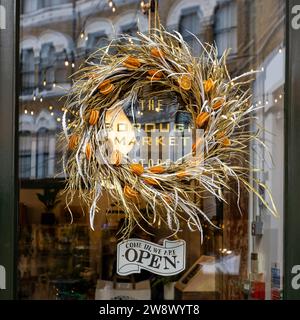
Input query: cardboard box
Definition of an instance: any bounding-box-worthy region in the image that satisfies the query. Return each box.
[175,255,220,300]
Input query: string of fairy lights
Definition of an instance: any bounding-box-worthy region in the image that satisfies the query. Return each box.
[22,89,285,124]
[21,0,121,121]
[108,0,116,13]
[22,74,285,125]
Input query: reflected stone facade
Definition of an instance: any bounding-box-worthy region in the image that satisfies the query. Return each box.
[19,0,284,182]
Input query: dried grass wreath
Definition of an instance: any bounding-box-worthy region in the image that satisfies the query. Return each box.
[61,28,278,240]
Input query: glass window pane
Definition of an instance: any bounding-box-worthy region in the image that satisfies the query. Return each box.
[17,0,285,301]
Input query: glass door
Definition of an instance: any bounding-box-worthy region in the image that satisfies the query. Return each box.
[16,0,286,300]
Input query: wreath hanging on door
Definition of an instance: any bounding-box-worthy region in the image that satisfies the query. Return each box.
[61,28,277,239]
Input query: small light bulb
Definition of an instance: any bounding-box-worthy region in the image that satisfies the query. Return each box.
[24,109,28,114]
[80,32,84,39]
[65,60,69,67]
[140,1,145,7]
[43,80,46,86]
[72,63,75,68]
[261,67,264,71]
[266,101,269,105]
[50,112,54,116]
[61,107,65,112]
[33,95,36,101]
[275,99,278,103]
[40,97,43,102]
[279,94,282,99]
[279,48,282,53]
[53,82,56,88]
[49,106,53,110]
[109,1,113,7]
[85,36,88,41]
[57,117,61,122]
[112,6,116,12]
[258,101,262,105]
[30,111,34,115]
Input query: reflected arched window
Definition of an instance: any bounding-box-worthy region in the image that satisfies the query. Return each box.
[120,22,138,44]
[87,31,108,52]
[179,7,203,56]
[21,48,35,95]
[40,43,56,89]
[19,131,32,178]
[55,49,69,85]
[121,22,138,36]
[214,0,237,57]
[37,0,71,9]
[22,0,38,14]
[36,128,50,178]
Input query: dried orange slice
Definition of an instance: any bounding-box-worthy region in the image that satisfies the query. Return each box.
[178,74,192,91]
[149,166,165,174]
[123,56,141,69]
[100,83,114,95]
[98,79,111,90]
[203,78,215,93]
[196,112,210,128]
[130,163,144,175]
[212,98,225,110]
[148,69,163,78]
[89,110,100,126]
[85,143,92,160]
[68,134,79,150]
[151,47,165,58]
[144,177,159,186]
[124,185,138,200]
[222,137,231,147]
[98,79,114,95]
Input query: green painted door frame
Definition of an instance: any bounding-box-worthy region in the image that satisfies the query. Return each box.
[284,0,300,300]
[0,0,19,299]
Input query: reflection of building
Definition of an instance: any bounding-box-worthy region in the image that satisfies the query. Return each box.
[20,110,57,178]
[19,0,285,179]
[19,0,249,179]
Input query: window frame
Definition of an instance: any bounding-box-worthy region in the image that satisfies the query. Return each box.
[0,0,19,299]
[214,0,238,57]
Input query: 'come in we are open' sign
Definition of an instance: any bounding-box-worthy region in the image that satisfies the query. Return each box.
[117,238,186,276]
